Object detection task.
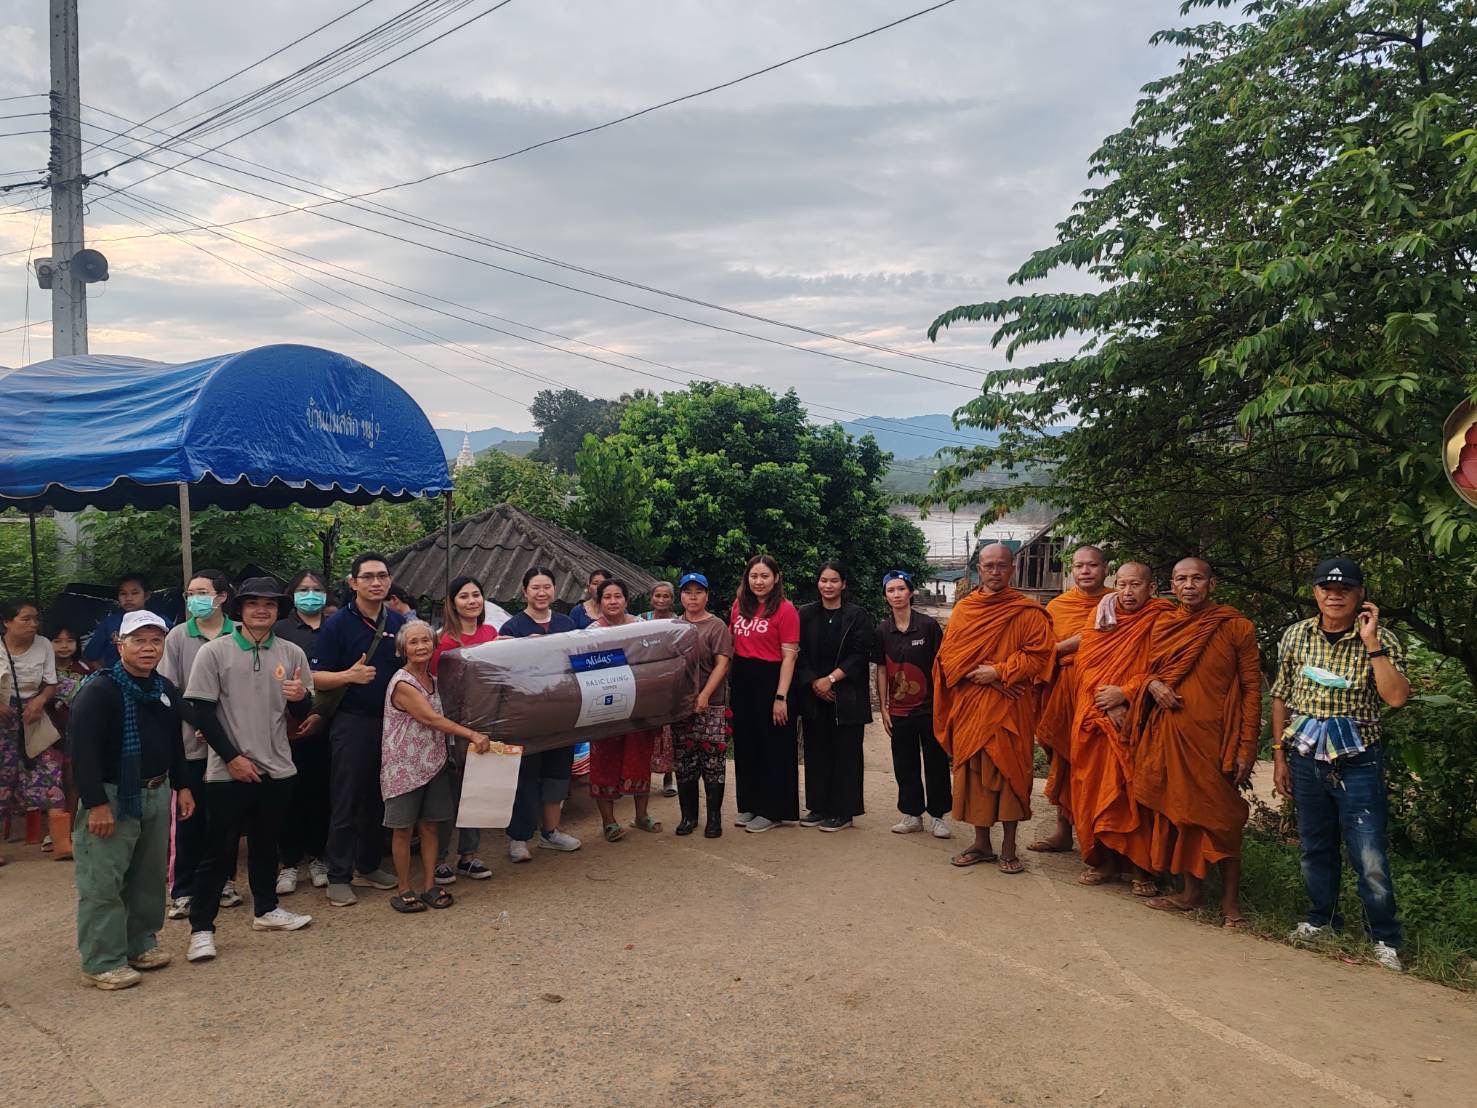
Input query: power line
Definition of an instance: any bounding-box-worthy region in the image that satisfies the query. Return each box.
[92,0,516,184]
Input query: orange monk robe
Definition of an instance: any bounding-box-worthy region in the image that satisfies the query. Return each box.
[934,587,1055,827]
[1037,587,1104,816]
[1067,597,1174,869]
[1128,603,1261,879]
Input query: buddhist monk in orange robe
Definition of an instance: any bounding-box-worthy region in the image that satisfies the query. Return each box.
[1067,562,1172,895]
[934,543,1055,874]
[1028,545,1108,854]
[1128,558,1260,926]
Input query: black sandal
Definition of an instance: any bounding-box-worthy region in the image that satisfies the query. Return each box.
[390,889,426,913]
[420,887,454,909]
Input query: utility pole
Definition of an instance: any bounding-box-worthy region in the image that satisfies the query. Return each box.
[48,0,87,357]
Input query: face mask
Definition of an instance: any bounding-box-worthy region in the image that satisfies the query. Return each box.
[294,590,327,614]
[186,595,217,619]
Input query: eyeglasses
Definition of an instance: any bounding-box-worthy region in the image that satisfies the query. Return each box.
[355,572,392,582]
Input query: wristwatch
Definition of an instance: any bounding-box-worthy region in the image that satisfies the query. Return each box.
[1367,648,1388,659]
[773,693,787,701]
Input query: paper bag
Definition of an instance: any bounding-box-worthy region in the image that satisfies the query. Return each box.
[24,710,62,759]
[456,745,523,829]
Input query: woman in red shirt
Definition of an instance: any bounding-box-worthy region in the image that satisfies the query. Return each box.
[728,554,801,833]
[430,575,498,884]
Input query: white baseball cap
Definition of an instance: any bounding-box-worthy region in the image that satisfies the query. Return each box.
[119,610,169,637]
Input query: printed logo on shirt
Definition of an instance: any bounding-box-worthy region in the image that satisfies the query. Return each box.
[733,616,771,637]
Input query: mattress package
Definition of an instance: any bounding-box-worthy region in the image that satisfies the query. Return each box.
[438,620,701,753]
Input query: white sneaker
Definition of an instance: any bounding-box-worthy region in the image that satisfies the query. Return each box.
[83,965,142,990]
[275,866,299,895]
[166,896,192,920]
[1372,941,1403,972]
[219,881,242,907]
[186,931,216,962]
[891,815,923,834]
[308,859,329,888]
[931,815,953,839]
[538,828,582,852]
[1289,922,1327,945]
[508,839,532,864]
[252,907,313,932]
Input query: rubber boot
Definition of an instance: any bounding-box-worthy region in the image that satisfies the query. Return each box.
[48,809,73,861]
[703,783,724,839]
[25,809,43,845]
[675,779,700,836]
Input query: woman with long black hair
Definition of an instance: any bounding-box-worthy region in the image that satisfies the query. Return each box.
[728,554,801,834]
[795,561,874,832]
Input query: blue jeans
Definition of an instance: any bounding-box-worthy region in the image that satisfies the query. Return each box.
[1289,745,1401,948]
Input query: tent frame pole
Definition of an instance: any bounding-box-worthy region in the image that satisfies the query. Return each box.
[443,492,453,604]
[28,512,41,602]
[178,483,193,586]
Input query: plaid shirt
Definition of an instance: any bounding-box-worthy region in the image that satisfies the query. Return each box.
[1270,618,1405,737]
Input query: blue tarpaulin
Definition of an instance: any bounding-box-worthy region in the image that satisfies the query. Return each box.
[0,344,452,512]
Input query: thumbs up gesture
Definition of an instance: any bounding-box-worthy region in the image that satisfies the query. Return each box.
[345,653,377,686]
[282,664,308,702]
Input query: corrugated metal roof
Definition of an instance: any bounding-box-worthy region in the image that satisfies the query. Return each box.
[386,502,660,605]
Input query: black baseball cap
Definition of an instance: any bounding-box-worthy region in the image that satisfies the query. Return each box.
[1312,558,1364,587]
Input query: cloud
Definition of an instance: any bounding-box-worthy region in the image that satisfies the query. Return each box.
[0,0,1189,435]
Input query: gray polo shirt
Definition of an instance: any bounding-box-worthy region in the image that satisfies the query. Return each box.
[185,627,312,783]
[158,616,235,760]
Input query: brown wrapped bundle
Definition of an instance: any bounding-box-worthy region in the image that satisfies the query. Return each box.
[438,621,701,753]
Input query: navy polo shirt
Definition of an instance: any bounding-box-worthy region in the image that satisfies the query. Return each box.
[315,600,406,715]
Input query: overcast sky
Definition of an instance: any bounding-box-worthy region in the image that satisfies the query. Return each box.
[0,0,1192,439]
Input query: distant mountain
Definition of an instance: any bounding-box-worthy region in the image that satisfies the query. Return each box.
[435,427,539,459]
[835,414,998,459]
[476,439,538,459]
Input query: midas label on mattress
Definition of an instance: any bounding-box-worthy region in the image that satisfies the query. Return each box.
[438,620,701,753]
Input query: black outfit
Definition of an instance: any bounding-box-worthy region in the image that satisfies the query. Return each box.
[874,612,949,818]
[794,602,874,820]
[315,601,405,885]
[730,657,799,823]
[273,612,329,867]
[69,671,190,809]
[494,611,579,843]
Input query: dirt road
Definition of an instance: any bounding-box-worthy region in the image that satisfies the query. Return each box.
[2,724,1472,1107]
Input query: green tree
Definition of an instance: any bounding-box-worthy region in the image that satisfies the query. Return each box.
[82,505,321,587]
[0,513,62,602]
[926,0,1477,687]
[587,383,928,611]
[566,434,659,566]
[529,389,627,472]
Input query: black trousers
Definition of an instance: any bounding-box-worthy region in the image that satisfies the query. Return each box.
[279,733,330,866]
[730,656,799,822]
[326,711,385,884]
[802,714,866,819]
[171,758,208,899]
[889,712,951,818]
[189,775,293,931]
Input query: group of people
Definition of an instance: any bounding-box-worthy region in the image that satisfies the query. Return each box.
[0,539,1412,989]
[933,543,1410,972]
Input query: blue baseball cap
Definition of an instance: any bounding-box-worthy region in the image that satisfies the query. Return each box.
[677,572,710,591]
[882,570,914,587]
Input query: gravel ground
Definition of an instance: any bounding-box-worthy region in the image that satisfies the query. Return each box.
[2,723,1472,1107]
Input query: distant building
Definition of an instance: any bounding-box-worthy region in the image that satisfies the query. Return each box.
[453,432,476,473]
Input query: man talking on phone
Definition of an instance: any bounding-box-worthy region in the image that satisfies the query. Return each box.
[1271,558,1410,971]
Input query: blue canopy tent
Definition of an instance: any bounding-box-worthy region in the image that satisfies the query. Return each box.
[0,343,453,591]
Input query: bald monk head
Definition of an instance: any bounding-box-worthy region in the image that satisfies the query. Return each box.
[1170,557,1216,612]
[1115,561,1157,613]
[1069,545,1108,594]
[977,543,1016,594]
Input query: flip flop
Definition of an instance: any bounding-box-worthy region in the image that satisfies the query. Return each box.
[419,887,454,909]
[629,816,663,833]
[390,889,426,914]
[1077,869,1114,886]
[1145,896,1196,913]
[1026,840,1073,853]
[1222,916,1250,930]
[950,846,998,867]
[1130,879,1159,898]
[603,822,626,843]
[998,856,1025,875]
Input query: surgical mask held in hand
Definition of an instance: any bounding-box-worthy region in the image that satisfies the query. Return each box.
[1301,664,1351,690]
[186,595,217,619]
[294,590,327,614]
